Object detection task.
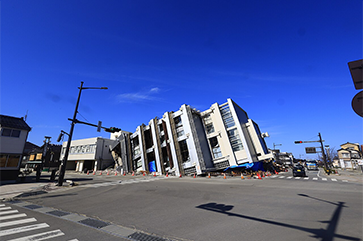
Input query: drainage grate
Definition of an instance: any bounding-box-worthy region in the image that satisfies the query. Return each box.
[128,232,169,241]
[47,210,70,217]
[78,218,109,228]
[24,204,42,209]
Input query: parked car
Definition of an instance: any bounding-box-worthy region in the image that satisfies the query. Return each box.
[293,165,306,177]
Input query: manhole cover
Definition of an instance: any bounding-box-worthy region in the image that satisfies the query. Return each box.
[24,204,42,209]
[78,218,109,228]
[128,232,169,241]
[47,210,70,217]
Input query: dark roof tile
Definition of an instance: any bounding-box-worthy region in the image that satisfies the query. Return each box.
[0,115,31,131]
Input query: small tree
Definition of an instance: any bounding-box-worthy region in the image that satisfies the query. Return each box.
[317,147,338,167]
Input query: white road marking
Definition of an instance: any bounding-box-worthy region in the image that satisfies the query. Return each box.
[8,229,64,241]
[270,176,277,178]
[322,178,327,181]
[295,177,301,180]
[313,177,318,180]
[0,210,19,215]
[304,177,309,180]
[287,176,293,179]
[0,218,37,228]
[0,213,27,221]
[342,180,348,182]
[0,223,49,237]
[331,178,337,181]
[0,207,12,211]
[279,176,285,178]
[0,204,5,207]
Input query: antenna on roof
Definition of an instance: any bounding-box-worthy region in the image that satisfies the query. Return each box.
[24,110,29,121]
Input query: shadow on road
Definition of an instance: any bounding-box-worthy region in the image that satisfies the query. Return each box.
[196,194,360,241]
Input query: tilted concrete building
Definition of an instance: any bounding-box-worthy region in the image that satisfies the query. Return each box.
[110,99,273,176]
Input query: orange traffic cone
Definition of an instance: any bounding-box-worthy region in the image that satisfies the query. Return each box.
[100,171,102,175]
[241,173,244,179]
[115,171,118,176]
[166,173,169,177]
[193,173,196,178]
[274,170,278,175]
[262,172,265,177]
[223,173,226,179]
[123,171,126,176]
[107,170,110,175]
[143,172,145,176]
[132,171,135,176]
[179,174,182,178]
[154,172,156,177]
[208,173,211,178]
[93,171,96,175]
[87,170,89,175]
[257,172,262,179]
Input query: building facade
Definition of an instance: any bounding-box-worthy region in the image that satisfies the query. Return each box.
[110,99,273,176]
[60,137,118,172]
[337,142,362,169]
[0,115,31,180]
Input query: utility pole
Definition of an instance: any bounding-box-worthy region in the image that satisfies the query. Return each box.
[57,82,108,186]
[318,132,329,171]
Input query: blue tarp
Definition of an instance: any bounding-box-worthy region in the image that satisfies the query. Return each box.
[223,161,265,172]
[223,162,254,171]
[149,161,157,173]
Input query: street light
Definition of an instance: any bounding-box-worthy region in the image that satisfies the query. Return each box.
[58,81,107,186]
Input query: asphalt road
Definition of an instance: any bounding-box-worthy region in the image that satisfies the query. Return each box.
[4,170,363,241]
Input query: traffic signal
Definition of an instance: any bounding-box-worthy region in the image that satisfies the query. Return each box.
[294,141,303,144]
[105,127,121,133]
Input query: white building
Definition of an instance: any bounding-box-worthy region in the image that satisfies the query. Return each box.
[0,115,31,180]
[110,99,273,175]
[60,137,118,172]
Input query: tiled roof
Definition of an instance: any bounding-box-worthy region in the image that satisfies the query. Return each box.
[0,115,31,131]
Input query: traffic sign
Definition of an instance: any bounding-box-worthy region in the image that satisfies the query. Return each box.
[305,147,317,154]
[352,91,363,117]
[348,59,363,90]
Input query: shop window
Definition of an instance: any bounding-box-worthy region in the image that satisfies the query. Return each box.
[7,155,20,167]
[0,155,7,167]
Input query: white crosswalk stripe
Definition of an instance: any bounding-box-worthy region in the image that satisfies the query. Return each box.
[313,177,318,180]
[279,176,285,178]
[304,177,309,180]
[322,178,327,181]
[295,177,301,180]
[287,176,293,179]
[8,229,65,241]
[0,204,74,241]
[83,177,170,188]
[331,178,337,181]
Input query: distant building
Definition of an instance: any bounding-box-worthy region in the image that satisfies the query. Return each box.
[337,142,362,169]
[110,99,273,175]
[0,115,31,180]
[60,137,119,172]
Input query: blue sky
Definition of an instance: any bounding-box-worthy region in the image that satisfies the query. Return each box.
[1,0,362,159]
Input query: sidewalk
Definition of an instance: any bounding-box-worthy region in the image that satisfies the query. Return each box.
[320,168,363,184]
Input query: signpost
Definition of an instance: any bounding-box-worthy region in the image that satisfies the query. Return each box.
[305,147,316,154]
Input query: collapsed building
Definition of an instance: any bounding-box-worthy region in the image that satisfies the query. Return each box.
[108,98,273,176]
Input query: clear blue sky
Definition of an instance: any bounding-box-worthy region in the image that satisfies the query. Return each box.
[1,0,362,159]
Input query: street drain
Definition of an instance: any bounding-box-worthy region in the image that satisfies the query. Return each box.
[24,204,42,209]
[47,210,70,217]
[78,218,109,228]
[128,232,169,241]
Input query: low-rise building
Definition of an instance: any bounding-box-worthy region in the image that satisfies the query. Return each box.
[337,142,362,169]
[0,115,31,180]
[60,137,119,172]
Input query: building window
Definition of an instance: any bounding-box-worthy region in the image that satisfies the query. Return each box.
[0,154,21,168]
[220,105,235,129]
[174,116,182,127]
[227,128,243,152]
[203,114,215,134]
[341,153,349,158]
[1,128,21,138]
[176,127,185,137]
[209,137,222,159]
[179,140,190,163]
